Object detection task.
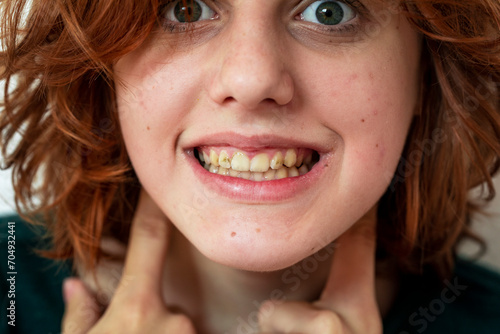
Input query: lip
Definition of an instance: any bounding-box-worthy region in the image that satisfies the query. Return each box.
[183,132,332,203]
[182,132,333,154]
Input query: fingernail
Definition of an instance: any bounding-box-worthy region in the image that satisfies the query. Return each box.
[63,278,78,304]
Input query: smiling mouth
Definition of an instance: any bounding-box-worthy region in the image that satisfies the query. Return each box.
[194,147,320,181]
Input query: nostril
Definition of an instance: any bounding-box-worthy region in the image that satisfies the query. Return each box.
[223,97,236,104]
[263,98,274,104]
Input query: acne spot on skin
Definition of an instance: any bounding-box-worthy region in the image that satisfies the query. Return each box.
[377,144,386,162]
[147,126,150,131]
[347,73,358,87]
[256,228,261,233]
[361,119,365,123]
[231,232,236,237]
[373,110,379,116]
[376,144,379,148]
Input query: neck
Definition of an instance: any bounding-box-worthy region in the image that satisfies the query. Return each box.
[162,226,398,334]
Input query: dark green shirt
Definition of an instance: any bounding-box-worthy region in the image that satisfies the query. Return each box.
[1,214,500,333]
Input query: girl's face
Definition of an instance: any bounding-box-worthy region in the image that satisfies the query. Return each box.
[115,0,421,271]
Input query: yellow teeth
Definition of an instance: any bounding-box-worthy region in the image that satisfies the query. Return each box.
[275,167,288,179]
[210,150,219,167]
[218,167,229,176]
[253,172,263,181]
[202,151,210,164]
[219,150,231,168]
[270,152,283,170]
[250,153,270,172]
[209,164,218,173]
[239,171,251,180]
[284,149,297,168]
[263,168,276,180]
[231,152,250,171]
[298,165,309,175]
[204,149,307,173]
[200,148,315,181]
[295,152,303,168]
[204,163,310,181]
[289,166,299,177]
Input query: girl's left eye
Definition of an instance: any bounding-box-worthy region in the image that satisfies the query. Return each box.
[300,1,356,26]
[161,0,216,23]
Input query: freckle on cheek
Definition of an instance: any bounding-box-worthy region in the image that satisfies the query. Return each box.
[377,144,386,161]
[256,228,261,233]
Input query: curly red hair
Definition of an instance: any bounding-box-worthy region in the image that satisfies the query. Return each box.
[1,0,499,278]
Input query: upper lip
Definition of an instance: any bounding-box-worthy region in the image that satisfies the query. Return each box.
[182,132,332,154]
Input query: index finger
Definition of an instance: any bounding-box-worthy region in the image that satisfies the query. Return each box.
[315,205,378,316]
[121,189,171,297]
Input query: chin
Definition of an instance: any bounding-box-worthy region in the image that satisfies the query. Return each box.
[185,224,334,272]
[204,247,309,272]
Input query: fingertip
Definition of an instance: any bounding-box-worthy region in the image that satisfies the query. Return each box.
[63,277,99,312]
[63,278,81,304]
[62,278,101,333]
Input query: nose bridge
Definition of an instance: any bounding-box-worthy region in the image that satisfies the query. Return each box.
[210,8,293,109]
[227,11,276,69]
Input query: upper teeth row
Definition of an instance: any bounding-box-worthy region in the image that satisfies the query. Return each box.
[199,148,312,173]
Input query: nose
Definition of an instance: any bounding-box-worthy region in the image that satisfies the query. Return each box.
[208,13,294,110]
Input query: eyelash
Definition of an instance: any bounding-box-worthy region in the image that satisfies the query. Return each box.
[157,0,367,35]
[157,0,217,32]
[295,0,367,34]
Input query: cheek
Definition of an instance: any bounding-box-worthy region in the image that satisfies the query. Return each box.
[114,71,177,196]
[344,79,414,190]
[115,54,203,166]
[308,53,418,194]
[115,44,208,133]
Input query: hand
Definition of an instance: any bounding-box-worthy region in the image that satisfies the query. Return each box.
[74,232,128,309]
[258,208,382,334]
[61,190,196,334]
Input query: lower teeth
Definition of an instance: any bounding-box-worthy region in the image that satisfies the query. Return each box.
[203,163,311,181]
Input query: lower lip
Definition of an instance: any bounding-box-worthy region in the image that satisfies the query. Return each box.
[186,151,327,203]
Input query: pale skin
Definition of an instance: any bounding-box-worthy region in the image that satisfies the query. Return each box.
[63,191,381,333]
[62,0,421,332]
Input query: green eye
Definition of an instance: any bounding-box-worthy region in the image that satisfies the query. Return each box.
[301,1,356,26]
[162,0,216,23]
